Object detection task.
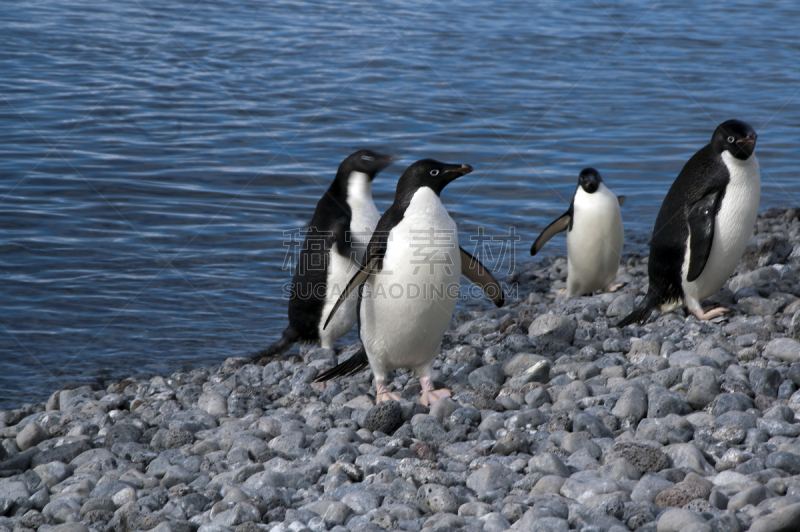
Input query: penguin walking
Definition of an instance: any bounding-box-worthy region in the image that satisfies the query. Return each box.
[531,168,625,296]
[618,119,760,326]
[255,150,394,359]
[315,159,504,405]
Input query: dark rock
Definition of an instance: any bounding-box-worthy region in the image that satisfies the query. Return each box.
[363,401,403,434]
[647,387,690,418]
[573,412,612,438]
[709,393,754,416]
[0,447,39,473]
[611,386,648,421]
[750,367,782,398]
[468,364,505,390]
[740,234,793,271]
[411,415,446,442]
[654,483,709,509]
[104,424,143,448]
[491,430,529,455]
[607,441,670,474]
[765,451,800,475]
[152,427,194,450]
[749,501,800,532]
[31,440,90,468]
[788,363,800,387]
[686,367,720,409]
[546,411,572,432]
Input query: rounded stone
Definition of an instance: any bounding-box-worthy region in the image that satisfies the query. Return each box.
[363,401,403,434]
[417,484,459,514]
[654,483,708,509]
[104,424,143,448]
[656,508,707,532]
[466,464,516,493]
[411,414,446,442]
[16,422,48,451]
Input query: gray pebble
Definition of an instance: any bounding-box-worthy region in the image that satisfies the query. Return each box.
[416,484,458,514]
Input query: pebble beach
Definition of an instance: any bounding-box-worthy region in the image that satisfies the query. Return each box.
[3,207,800,532]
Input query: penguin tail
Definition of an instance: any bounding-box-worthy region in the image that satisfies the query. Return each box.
[314,346,369,382]
[253,326,300,361]
[616,291,657,328]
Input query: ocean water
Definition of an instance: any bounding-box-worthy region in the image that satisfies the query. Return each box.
[1,0,798,408]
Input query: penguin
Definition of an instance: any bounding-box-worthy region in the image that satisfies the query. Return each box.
[531,168,625,296]
[255,150,394,359]
[618,119,760,326]
[314,159,505,405]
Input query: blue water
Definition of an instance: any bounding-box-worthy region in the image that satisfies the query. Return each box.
[1,0,798,409]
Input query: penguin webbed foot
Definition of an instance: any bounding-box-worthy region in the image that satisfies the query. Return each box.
[376,391,403,403]
[375,379,402,404]
[690,306,730,321]
[419,376,451,406]
[607,282,625,293]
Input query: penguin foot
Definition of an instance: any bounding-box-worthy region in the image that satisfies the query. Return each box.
[420,389,451,406]
[691,306,730,321]
[376,391,403,403]
[607,282,625,293]
[376,380,401,404]
[420,377,451,406]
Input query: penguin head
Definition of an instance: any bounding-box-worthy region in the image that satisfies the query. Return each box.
[577,168,603,194]
[397,159,473,197]
[340,150,395,181]
[712,120,757,160]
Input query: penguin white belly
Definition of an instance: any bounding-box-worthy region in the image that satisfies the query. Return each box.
[318,244,362,348]
[683,153,760,302]
[318,182,380,348]
[360,188,460,377]
[347,171,381,246]
[566,184,623,296]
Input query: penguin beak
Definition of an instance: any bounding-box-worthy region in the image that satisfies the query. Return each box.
[736,136,756,148]
[375,154,396,171]
[443,164,473,179]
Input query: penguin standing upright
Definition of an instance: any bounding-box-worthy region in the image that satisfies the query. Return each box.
[531,168,625,296]
[316,159,504,405]
[618,119,760,326]
[255,150,394,359]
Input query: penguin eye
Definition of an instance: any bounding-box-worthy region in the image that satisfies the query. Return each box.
[430,169,440,176]
[361,155,374,161]
[727,136,735,143]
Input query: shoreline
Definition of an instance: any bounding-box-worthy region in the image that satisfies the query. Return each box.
[0,207,799,532]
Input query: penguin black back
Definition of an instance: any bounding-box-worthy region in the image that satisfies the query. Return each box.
[618,120,758,327]
[255,150,392,359]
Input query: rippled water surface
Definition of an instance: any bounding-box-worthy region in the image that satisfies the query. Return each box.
[1,0,799,407]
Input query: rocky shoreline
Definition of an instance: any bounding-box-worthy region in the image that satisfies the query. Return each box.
[2,207,800,532]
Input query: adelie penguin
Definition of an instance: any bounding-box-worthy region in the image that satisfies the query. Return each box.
[531,168,625,297]
[618,119,760,326]
[255,150,394,359]
[315,159,505,405]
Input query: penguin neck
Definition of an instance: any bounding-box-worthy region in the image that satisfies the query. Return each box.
[346,171,375,210]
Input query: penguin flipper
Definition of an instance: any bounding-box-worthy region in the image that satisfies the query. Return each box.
[313,346,369,382]
[617,195,626,207]
[686,191,721,283]
[531,211,570,256]
[459,246,505,307]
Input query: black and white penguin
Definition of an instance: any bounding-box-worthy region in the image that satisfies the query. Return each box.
[255,150,394,359]
[315,159,504,405]
[618,119,760,326]
[531,168,625,296]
